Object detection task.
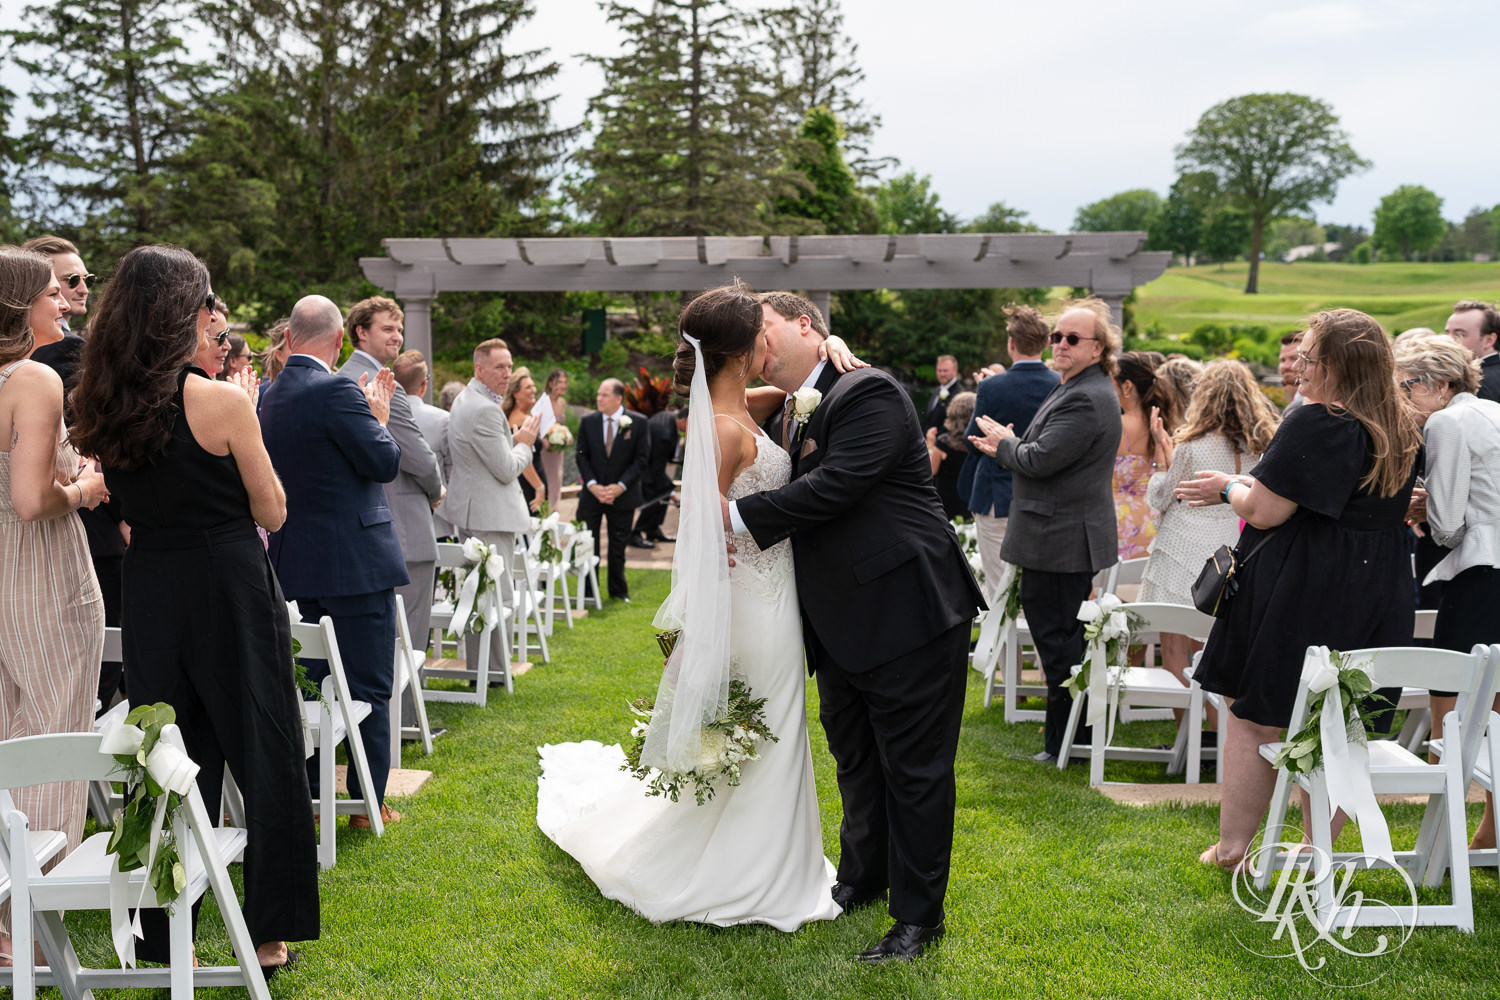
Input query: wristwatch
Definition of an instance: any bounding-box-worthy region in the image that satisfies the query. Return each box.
[1220,481,1243,505]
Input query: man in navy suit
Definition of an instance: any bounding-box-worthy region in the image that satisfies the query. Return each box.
[259,294,409,827]
[958,304,1060,592]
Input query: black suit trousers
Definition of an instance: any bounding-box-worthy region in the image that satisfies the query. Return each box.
[584,507,635,598]
[1021,568,1095,756]
[632,473,673,537]
[295,590,397,806]
[810,619,969,928]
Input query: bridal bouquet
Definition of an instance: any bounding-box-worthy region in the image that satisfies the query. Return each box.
[545,423,574,449]
[622,675,778,806]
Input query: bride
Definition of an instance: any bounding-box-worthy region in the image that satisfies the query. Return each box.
[536,281,860,930]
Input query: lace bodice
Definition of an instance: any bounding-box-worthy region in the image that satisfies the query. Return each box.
[727,431,793,597]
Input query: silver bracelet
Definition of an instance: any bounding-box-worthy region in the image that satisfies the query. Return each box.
[73,483,83,508]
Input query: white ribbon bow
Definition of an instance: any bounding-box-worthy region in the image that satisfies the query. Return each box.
[1303,647,1395,865]
[101,732,201,967]
[449,541,501,637]
[971,561,1018,681]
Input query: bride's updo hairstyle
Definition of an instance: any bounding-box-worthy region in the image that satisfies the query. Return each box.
[674,278,762,397]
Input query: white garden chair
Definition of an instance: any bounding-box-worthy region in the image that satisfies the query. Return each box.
[425,541,511,706]
[296,613,384,870]
[0,727,270,1000]
[570,529,603,613]
[1256,644,1500,933]
[1056,602,1218,785]
[1392,609,1440,753]
[392,594,436,758]
[536,522,578,631]
[511,536,551,665]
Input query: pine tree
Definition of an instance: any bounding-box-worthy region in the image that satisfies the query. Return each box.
[4,0,220,252]
[771,107,876,235]
[573,0,799,237]
[759,0,891,178]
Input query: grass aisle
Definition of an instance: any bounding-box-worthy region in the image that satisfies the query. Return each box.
[61,568,1500,998]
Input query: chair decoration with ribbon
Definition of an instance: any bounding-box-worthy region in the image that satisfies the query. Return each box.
[1064,594,1145,737]
[448,536,506,639]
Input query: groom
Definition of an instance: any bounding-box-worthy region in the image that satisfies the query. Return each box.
[725,291,985,962]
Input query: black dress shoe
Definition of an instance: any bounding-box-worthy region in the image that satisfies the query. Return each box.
[650,531,675,543]
[855,921,944,963]
[832,882,886,911]
[628,534,656,549]
[1030,750,1058,764]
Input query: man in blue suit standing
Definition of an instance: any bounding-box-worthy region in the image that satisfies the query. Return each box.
[958,304,1060,593]
[260,294,409,827]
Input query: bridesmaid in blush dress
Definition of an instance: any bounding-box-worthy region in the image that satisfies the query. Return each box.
[1112,352,1181,562]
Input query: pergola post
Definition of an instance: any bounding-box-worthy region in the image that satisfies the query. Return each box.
[807,290,832,333]
[401,296,435,401]
[1098,292,1126,332]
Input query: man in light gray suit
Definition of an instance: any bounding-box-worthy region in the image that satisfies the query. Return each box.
[970,297,1123,763]
[439,337,540,675]
[394,350,455,541]
[337,297,445,648]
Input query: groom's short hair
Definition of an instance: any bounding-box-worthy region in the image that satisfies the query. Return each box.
[759,291,828,340]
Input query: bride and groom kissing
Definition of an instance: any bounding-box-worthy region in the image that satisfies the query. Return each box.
[537,281,984,963]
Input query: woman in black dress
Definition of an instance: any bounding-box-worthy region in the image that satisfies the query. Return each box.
[70,245,318,973]
[1176,309,1422,870]
[927,390,974,520]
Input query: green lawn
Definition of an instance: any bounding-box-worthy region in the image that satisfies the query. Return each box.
[1134,261,1500,338]
[51,568,1500,998]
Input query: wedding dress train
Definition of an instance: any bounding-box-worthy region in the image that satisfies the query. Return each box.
[536,431,840,930]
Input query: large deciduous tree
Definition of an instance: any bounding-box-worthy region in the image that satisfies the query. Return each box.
[1372,184,1446,261]
[1149,172,1218,262]
[572,0,798,237]
[1073,188,1162,234]
[1176,93,1369,293]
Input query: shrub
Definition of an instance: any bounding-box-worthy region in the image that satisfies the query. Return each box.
[1353,242,1373,264]
[1188,323,1234,353]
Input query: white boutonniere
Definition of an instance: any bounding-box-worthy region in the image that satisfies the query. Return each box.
[791,388,821,422]
[939,387,950,402]
[618,414,633,429]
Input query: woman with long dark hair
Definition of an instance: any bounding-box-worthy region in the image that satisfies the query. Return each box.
[1113,351,1182,561]
[0,247,106,963]
[1178,309,1422,870]
[71,244,318,972]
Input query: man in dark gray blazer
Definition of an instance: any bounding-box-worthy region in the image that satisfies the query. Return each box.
[337,297,445,648]
[970,298,1123,763]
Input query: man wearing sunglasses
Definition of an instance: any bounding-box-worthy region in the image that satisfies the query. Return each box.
[968,298,1123,764]
[21,234,92,331]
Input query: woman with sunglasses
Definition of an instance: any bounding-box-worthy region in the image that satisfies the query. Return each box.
[70,245,318,974]
[193,293,231,376]
[0,247,107,965]
[1177,309,1422,871]
[219,333,253,380]
[1394,334,1500,847]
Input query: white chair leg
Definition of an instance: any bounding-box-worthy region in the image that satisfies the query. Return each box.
[34,910,85,1000]
[11,821,33,1000]
[1057,692,1083,772]
[1186,684,1203,784]
[1307,776,1337,930]
[318,694,336,870]
[170,898,194,998]
[1255,770,1294,891]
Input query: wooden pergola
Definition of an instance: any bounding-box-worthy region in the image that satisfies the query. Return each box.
[358,232,1170,390]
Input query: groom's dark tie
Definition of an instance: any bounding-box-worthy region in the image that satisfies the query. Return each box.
[781,396,795,452]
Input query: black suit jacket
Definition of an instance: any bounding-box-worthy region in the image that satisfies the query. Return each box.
[741,366,986,672]
[640,409,680,496]
[576,408,651,516]
[1479,354,1500,404]
[923,380,961,432]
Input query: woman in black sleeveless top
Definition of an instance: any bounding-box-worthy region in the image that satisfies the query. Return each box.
[71,246,317,973]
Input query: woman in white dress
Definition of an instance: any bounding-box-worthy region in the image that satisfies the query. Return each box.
[1140,359,1279,714]
[537,282,859,930]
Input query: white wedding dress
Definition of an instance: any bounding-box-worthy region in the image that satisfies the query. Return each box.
[536,429,840,930]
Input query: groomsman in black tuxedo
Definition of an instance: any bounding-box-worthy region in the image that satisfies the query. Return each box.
[575,378,650,601]
[729,291,985,963]
[631,404,688,548]
[923,354,962,432]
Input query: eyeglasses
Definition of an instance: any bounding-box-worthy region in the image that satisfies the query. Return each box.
[213,329,230,347]
[64,273,96,290]
[1400,376,1426,395]
[1049,332,1097,347]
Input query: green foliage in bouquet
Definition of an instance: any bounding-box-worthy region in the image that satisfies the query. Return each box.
[1272,651,1389,776]
[103,703,189,910]
[622,679,778,806]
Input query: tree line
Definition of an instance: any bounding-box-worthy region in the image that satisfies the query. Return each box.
[1,1,1480,382]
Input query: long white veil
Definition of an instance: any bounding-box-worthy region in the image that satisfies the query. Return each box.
[644,332,733,773]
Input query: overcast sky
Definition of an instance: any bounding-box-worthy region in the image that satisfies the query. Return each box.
[6,0,1498,232]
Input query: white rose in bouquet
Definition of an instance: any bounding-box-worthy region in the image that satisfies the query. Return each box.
[545,423,574,448]
[1076,600,1101,622]
[485,553,506,581]
[462,537,485,562]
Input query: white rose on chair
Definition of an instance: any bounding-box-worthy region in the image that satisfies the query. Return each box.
[791,387,821,422]
[462,536,485,562]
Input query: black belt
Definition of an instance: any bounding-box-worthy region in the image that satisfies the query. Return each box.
[130,522,260,551]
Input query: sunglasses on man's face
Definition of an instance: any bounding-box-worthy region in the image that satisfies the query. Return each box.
[1049,332,1096,347]
[64,272,97,290]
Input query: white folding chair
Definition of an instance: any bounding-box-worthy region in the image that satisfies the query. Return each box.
[296,614,383,870]
[511,537,551,665]
[392,594,435,757]
[537,523,577,631]
[0,727,270,1000]
[1393,609,1440,753]
[1056,602,1218,785]
[1256,644,1500,932]
[0,792,65,915]
[425,542,511,705]
[570,531,603,613]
